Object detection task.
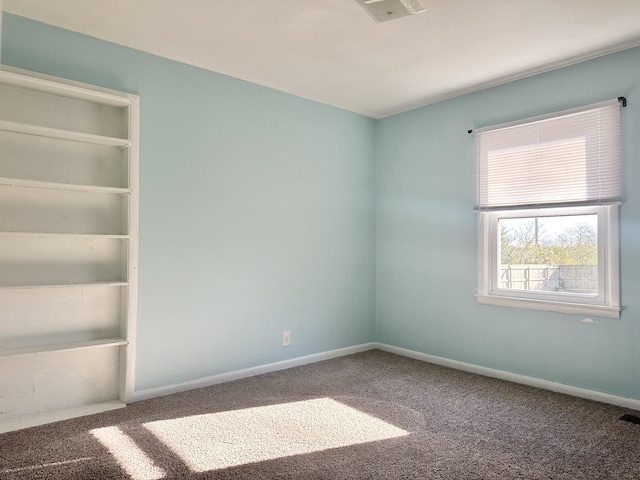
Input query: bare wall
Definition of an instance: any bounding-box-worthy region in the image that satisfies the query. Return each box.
[376,46,640,401]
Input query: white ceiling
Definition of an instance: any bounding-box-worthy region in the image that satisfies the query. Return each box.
[4,0,640,118]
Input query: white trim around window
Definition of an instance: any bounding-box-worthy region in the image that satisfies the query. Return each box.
[477,205,620,318]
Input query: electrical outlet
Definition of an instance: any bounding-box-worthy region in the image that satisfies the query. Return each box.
[282,331,291,347]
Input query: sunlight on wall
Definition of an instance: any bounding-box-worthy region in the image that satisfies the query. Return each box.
[91,426,166,480]
[144,397,408,473]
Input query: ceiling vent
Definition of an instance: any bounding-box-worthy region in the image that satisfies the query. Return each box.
[356,0,426,22]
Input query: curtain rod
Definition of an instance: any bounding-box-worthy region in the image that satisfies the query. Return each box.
[467,96,627,134]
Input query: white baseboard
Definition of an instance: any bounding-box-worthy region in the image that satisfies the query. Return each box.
[375,343,640,411]
[131,342,377,402]
[132,341,640,411]
[6,342,634,434]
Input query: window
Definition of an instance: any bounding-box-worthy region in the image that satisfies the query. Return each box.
[474,99,623,318]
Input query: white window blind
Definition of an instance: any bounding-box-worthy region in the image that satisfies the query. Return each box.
[474,99,622,211]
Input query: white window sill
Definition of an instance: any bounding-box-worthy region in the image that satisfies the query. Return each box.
[476,294,620,318]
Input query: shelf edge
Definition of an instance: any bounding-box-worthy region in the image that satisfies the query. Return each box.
[0,281,129,290]
[0,337,129,359]
[0,176,131,194]
[0,232,129,239]
[0,120,131,147]
[0,69,132,107]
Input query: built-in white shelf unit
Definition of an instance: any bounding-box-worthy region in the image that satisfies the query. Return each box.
[0,66,139,433]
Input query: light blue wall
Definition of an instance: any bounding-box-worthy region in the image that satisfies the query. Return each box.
[2,14,377,391]
[376,47,640,401]
[4,13,639,402]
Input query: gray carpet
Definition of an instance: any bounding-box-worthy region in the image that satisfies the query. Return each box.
[1,350,639,479]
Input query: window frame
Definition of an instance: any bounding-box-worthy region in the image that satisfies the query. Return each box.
[477,205,620,318]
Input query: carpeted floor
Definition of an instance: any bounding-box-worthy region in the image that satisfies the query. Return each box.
[1,350,639,479]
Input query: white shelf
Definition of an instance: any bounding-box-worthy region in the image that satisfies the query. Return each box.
[0,176,131,194]
[0,232,129,239]
[0,281,129,291]
[0,70,132,107]
[0,337,128,359]
[0,400,127,434]
[0,68,139,429]
[0,120,130,147]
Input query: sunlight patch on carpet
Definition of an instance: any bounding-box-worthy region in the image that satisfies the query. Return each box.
[144,397,408,472]
[91,426,166,480]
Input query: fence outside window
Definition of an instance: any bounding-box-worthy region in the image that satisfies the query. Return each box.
[500,265,597,295]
